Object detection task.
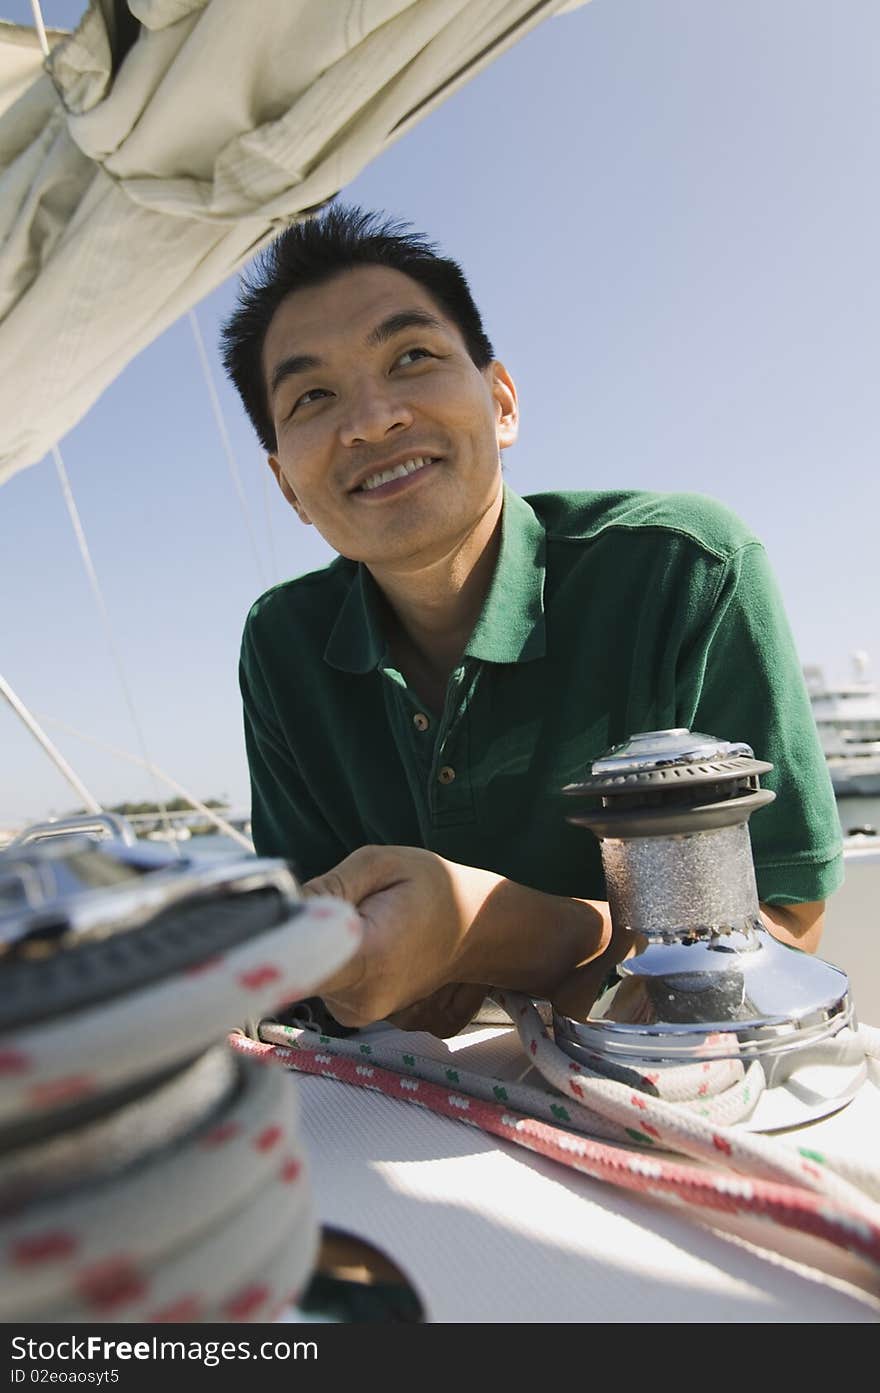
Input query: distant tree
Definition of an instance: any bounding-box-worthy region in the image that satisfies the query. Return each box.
[107,796,229,816]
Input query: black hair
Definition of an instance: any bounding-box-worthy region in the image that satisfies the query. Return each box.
[220,203,495,452]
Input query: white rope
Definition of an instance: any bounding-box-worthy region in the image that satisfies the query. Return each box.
[0,890,361,1322]
[501,993,880,1218]
[3,1053,315,1323]
[0,1048,235,1198]
[3,1059,312,1322]
[0,894,358,1126]
[188,310,268,590]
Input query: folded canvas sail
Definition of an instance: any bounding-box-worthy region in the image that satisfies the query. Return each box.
[0,0,588,486]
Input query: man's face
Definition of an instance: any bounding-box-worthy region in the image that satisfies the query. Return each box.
[261,265,518,568]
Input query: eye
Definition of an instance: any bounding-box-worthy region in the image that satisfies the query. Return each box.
[290,387,331,414]
[395,346,434,367]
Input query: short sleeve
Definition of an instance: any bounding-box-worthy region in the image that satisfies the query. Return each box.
[675,542,843,905]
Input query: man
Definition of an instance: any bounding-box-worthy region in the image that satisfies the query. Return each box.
[221,205,842,1037]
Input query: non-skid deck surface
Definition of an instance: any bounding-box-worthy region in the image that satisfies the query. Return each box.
[295,1023,880,1322]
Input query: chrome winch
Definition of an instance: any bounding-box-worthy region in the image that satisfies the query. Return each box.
[557,729,867,1131]
[0,819,360,1322]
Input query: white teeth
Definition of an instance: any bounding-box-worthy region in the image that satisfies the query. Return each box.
[359,457,432,491]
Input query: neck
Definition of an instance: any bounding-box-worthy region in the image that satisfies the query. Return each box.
[370,487,504,690]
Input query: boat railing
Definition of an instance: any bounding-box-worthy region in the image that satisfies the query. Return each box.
[6,812,137,849]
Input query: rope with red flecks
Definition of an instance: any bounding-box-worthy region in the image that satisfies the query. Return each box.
[258,1016,763,1142]
[0,894,361,1323]
[232,1000,880,1277]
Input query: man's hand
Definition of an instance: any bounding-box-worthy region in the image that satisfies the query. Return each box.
[386,982,491,1037]
[302,846,502,1028]
[549,923,638,1022]
[301,845,612,1032]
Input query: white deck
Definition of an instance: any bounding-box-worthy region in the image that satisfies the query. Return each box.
[822,841,879,1025]
[297,1018,880,1323]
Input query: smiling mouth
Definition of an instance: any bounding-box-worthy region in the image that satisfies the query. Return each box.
[353,456,439,493]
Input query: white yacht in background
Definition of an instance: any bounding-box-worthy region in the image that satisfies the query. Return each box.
[145,824,192,843]
[805,652,880,797]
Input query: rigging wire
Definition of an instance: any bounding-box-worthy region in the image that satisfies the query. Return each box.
[188,309,268,591]
[52,445,179,851]
[260,457,280,585]
[28,0,49,58]
[0,673,101,815]
[37,713,255,853]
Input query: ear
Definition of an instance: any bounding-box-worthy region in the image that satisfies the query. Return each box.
[488,361,519,452]
[268,455,312,525]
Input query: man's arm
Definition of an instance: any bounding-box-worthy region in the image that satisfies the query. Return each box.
[679,537,843,914]
[303,845,612,1031]
[760,899,825,954]
[304,847,829,1035]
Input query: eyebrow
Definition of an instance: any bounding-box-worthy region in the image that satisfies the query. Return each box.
[270,352,321,396]
[269,309,446,397]
[365,309,446,347]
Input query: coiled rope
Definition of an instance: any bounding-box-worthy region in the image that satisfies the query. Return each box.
[0,890,361,1323]
[234,995,880,1276]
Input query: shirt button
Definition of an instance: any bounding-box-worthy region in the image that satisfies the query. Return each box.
[438,766,456,785]
[413,712,430,732]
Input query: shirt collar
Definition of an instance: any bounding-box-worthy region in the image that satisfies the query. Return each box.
[464,485,546,663]
[323,484,546,674]
[323,564,388,673]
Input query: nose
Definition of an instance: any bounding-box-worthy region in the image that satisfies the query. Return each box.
[338,380,413,448]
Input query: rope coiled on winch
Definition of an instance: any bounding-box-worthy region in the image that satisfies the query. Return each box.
[0,844,361,1324]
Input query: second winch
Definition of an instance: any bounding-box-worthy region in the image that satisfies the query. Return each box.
[557,729,866,1130]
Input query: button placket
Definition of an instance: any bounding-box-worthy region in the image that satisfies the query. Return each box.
[427,661,480,825]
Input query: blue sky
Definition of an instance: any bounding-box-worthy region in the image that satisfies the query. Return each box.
[1,0,878,828]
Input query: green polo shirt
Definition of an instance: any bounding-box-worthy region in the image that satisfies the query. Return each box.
[240,487,843,907]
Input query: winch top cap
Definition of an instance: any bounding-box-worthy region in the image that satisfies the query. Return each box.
[590,728,754,776]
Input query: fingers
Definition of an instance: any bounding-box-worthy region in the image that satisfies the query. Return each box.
[301,845,408,906]
[301,867,350,902]
[309,964,361,1011]
[299,846,424,1026]
[318,994,368,1029]
[551,959,613,1021]
[552,926,638,1022]
[387,982,488,1037]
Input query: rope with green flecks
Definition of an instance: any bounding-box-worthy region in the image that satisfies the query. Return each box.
[232,1004,880,1275]
[258,1018,757,1142]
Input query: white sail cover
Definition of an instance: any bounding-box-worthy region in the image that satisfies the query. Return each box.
[0,0,588,485]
